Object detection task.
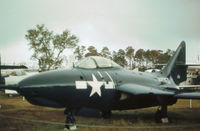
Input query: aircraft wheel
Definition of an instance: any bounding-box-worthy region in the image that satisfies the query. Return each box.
[101,110,111,119]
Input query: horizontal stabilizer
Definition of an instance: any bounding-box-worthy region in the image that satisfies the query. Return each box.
[175,92,200,99]
[178,85,200,92]
[0,84,19,91]
[184,64,200,66]
[178,85,200,88]
[116,84,173,96]
[0,65,28,69]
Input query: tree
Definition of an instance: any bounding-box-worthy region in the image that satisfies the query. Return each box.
[125,46,135,69]
[112,49,127,67]
[85,46,99,57]
[135,49,145,67]
[165,49,175,57]
[25,24,79,70]
[100,46,111,59]
[74,45,86,60]
[144,49,151,66]
[157,49,174,64]
[147,50,162,65]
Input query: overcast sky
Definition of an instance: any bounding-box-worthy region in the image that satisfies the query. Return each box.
[0,0,200,64]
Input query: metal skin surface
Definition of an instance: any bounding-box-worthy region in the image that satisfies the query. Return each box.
[17,66,177,111]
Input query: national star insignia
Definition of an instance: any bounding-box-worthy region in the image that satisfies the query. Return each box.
[88,74,104,97]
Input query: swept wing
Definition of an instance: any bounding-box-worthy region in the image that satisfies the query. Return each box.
[117,83,200,99]
[116,83,174,96]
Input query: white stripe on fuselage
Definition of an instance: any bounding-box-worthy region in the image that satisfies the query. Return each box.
[97,71,103,78]
[75,81,87,89]
[105,71,114,83]
[104,71,115,89]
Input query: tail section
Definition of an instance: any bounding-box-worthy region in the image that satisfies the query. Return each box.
[161,41,187,85]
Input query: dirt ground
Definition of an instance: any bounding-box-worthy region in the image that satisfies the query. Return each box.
[0,93,200,131]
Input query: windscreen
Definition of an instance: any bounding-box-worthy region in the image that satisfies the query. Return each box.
[74,56,121,69]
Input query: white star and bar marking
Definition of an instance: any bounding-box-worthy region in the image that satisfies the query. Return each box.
[87,74,104,97]
[75,72,115,97]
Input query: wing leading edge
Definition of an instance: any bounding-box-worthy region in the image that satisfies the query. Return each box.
[175,85,200,99]
[117,83,200,99]
[175,93,200,99]
[116,84,174,96]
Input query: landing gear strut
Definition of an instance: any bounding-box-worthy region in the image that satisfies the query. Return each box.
[155,105,169,123]
[64,109,77,130]
[101,110,111,119]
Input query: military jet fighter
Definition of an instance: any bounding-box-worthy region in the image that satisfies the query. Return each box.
[0,56,28,85]
[1,41,200,130]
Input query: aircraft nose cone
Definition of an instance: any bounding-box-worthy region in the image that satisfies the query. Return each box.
[18,69,82,96]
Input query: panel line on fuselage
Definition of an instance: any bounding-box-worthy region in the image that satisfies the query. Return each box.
[104,71,115,89]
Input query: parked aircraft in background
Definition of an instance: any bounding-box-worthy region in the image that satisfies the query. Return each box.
[0,60,29,96]
[145,69,160,73]
[4,71,38,96]
[1,41,200,130]
[0,59,28,85]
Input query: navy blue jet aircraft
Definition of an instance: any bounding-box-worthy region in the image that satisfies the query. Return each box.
[1,41,200,130]
[0,56,28,85]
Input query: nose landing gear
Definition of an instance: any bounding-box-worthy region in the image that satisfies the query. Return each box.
[64,109,77,130]
[155,105,169,123]
[101,110,111,119]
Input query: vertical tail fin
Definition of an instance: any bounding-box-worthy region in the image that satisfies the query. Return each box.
[0,55,3,85]
[161,41,187,85]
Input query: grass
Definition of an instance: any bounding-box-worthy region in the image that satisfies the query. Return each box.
[0,93,200,131]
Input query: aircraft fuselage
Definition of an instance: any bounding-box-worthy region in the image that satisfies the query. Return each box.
[18,67,177,111]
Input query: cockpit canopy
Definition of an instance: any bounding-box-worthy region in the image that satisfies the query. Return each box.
[74,56,121,69]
